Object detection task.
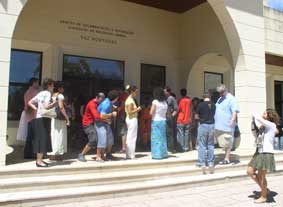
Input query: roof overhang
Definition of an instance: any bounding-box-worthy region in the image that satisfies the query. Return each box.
[124,0,207,13]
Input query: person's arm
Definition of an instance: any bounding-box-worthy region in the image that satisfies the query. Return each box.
[126,103,141,115]
[229,98,240,128]
[149,103,156,117]
[252,112,274,130]
[58,96,70,126]
[28,97,38,111]
[172,98,178,117]
[194,104,201,120]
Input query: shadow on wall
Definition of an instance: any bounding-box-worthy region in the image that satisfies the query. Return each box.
[0,0,27,12]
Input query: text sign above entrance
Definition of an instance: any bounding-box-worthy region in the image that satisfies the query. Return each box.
[59,20,135,45]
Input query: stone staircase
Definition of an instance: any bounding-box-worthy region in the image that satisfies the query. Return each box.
[1,151,283,207]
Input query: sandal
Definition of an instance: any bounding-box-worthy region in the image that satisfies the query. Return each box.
[254,197,267,203]
[218,160,230,165]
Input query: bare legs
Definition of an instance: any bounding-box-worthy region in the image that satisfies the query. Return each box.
[247,167,268,202]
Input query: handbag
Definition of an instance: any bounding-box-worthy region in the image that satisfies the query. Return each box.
[41,107,57,118]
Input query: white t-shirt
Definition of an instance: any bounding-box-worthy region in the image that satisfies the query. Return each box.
[152,100,168,121]
[253,113,276,153]
[31,90,52,119]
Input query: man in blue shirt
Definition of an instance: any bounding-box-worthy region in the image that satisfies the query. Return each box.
[214,84,240,165]
[96,90,119,161]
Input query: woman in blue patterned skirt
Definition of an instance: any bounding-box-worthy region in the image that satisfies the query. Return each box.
[150,87,168,159]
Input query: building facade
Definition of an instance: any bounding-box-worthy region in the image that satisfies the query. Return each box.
[0,0,282,165]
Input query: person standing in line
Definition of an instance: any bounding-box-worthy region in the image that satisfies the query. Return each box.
[125,85,142,159]
[247,109,278,203]
[176,88,191,152]
[274,118,283,151]
[48,82,70,161]
[28,78,56,167]
[195,94,216,174]
[96,90,119,161]
[164,86,178,153]
[214,84,239,165]
[190,97,201,150]
[77,93,115,162]
[116,86,129,153]
[17,77,40,159]
[150,87,168,159]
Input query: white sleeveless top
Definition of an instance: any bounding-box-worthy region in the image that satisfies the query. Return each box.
[152,100,168,121]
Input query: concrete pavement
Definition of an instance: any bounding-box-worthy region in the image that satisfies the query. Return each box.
[43,174,283,207]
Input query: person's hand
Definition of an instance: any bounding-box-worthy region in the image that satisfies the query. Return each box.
[66,120,71,127]
[112,111,118,118]
[229,119,235,128]
[137,106,142,112]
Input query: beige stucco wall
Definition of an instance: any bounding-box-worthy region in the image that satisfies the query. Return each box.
[180,3,233,93]
[264,0,283,56]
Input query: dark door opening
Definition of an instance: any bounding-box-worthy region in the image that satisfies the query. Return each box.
[62,54,124,152]
[275,81,283,118]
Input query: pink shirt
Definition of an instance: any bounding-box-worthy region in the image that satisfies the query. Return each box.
[24,87,39,122]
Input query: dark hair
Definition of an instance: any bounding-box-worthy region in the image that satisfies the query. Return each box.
[54,81,64,92]
[127,85,138,94]
[164,86,171,93]
[42,78,54,90]
[180,88,187,97]
[153,87,166,102]
[108,90,120,101]
[29,77,38,86]
[265,109,280,125]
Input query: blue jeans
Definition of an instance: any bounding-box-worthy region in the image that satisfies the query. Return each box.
[197,124,215,167]
[176,123,190,152]
[274,136,283,150]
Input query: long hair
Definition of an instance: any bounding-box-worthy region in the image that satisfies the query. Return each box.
[265,108,280,125]
[153,87,166,102]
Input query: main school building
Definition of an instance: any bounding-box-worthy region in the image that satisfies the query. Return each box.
[0,0,283,165]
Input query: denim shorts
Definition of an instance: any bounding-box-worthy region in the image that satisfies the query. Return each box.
[95,122,114,148]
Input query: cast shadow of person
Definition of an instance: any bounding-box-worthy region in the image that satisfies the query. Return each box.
[248,190,278,203]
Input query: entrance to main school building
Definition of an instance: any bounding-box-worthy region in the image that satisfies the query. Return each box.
[5,0,237,164]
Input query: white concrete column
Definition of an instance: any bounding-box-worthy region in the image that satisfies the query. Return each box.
[208,0,266,149]
[0,0,28,165]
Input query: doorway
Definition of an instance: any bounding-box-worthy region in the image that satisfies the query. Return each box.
[275,81,283,118]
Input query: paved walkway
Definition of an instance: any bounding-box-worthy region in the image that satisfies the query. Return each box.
[43,174,283,207]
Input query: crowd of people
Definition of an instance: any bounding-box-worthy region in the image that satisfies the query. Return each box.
[15,76,283,204]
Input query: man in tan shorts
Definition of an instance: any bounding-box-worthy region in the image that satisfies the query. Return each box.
[214,84,239,165]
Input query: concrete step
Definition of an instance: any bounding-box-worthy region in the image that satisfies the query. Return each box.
[1,157,283,194]
[1,165,283,207]
[2,151,283,179]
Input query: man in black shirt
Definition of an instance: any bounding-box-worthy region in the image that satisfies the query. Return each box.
[195,94,216,174]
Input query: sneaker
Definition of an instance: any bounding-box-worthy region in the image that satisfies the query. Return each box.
[208,165,215,174]
[77,153,87,162]
[106,154,115,161]
[218,160,230,165]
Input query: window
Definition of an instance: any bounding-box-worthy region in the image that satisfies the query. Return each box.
[8,49,42,120]
[63,54,124,107]
[140,64,166,106]
[204,71,223,103]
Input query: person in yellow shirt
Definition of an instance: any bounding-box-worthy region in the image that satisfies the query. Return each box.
[125,85,141,159]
